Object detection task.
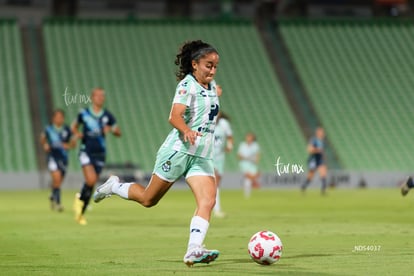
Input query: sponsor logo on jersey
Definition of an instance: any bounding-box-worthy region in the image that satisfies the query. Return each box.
[178,89,187,95]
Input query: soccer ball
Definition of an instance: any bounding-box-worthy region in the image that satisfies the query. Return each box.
[248,230,283,265]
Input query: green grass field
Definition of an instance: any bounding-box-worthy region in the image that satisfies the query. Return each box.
[1,188,413,275]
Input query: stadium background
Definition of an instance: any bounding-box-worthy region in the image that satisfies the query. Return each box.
[0,0,412,189]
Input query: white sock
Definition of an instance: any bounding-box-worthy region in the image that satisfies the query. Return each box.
[111,182,133,199]
[244,178,251,198]
[187,216,209,250]
[214,188,221,213]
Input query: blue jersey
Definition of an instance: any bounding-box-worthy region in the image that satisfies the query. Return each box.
[44,124,72,160]
[76,107,116,154]
[310,137,324,157]
[308,137,324,169]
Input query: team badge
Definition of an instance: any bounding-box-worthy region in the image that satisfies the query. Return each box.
[162,160,171,172]
[178,89,187,95]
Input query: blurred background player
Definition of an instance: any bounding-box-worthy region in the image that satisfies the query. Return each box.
[213,110,233,218]
[238,132,260,198]
[71,87,121,225]
[301,127,328,195]
[93,40,221,267]
[401,177,414,196]
[40,109,75,212]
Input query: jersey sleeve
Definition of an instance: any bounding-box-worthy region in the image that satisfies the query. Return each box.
[64,125,72,142]
[172,80,193,106]
[106,111,117,127]
[76,109,84,125]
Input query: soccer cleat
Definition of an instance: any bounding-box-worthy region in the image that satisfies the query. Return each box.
[50,198,56,211]
[183,245,219,267]
[73,193,86,225]
[55,204,64,212]
[93,175,119,203]
[77,215,87,225]
[401,177,412,196]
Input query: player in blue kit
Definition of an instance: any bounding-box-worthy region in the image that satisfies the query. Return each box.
[40,109,75,211]
[301,127,328,195]
[93,40,221,267]
[72,87,121,225]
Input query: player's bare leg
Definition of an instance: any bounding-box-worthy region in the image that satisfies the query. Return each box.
[94,174,173,207]
[301,170,315,193]
[213,170,226,218]
[128,175,174,207]
[183,175,219,266]
[251,173,261,189]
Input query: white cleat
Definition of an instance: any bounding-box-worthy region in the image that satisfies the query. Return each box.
[93,175,119,203]
[183,245,219,267]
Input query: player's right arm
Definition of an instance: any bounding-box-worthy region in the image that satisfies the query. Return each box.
[169,103,201,145]
[307,139,321,154]
[63,126,77,150]
[71,112,84,140]
[40,132,50,152]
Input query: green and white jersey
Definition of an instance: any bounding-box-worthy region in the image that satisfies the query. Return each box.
[161,74,220,159]
[213,118,232,158]
[238,141,260,165]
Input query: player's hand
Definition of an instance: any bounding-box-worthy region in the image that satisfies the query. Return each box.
[184,129,202,145]
[112,127,121,137]
[62,143,71,150]
[103,125,111,134]
[74,132,83,140]
[43,143,50,152]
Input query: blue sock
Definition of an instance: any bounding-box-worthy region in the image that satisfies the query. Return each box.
[52,188,61,204]
[80,183,93,214]
[302,179,310,189]
[321,178,327,191]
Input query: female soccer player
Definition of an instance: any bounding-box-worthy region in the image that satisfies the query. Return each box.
[40,109,74,211]
[238,132,261,198]
[93,40,221,267]
[72,87,121,225]
[213,111,233,218]
[301,127,328,195]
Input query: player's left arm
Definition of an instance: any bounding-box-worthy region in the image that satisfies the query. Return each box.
[110,125,121,137]
[104,112,121,137]
[225,136,234,152]
[255,153,260,164]
[63,126,77,150]
[40,132,50,152]
[216,84,222,97]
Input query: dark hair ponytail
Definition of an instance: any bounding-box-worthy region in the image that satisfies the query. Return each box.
[175,40,218,80]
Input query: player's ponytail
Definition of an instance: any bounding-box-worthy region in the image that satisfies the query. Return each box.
[175,40,218,80]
